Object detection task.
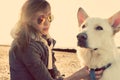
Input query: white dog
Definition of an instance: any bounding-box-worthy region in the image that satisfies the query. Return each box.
[77,8,120,80]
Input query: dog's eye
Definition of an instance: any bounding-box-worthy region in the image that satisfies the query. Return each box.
[96,26,103,30]
[82,25,86,29]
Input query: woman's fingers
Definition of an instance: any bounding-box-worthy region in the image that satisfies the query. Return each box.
[95,70,103,74]
[95,70,104,79]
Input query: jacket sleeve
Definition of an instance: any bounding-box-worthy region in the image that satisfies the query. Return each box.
[20,45,54,80]
[48,51,65,80]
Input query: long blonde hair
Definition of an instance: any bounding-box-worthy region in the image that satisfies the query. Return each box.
[11,0,51,50]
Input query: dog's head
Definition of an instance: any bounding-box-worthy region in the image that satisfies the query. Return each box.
[77,8,120,50]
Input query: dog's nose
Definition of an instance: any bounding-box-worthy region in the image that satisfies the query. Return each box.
[77,33,87,41]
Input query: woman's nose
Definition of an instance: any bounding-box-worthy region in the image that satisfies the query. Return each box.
[44,19,50,26]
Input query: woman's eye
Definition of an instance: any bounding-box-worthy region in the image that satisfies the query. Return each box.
[96,26,103,30]
[82,25,86,29]
[37,15,46,24]
[48,15,54,22]
[48,16,52,22]
[37,17,43,24]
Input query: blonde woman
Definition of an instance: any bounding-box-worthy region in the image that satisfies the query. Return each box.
[9,0,103,80]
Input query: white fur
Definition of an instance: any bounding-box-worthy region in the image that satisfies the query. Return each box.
[77,8,120,80]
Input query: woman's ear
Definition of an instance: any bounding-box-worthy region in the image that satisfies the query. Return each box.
[77,8,89,26]
[108,11,120,34]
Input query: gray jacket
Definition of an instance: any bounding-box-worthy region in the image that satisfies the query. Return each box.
[9,39,63,80]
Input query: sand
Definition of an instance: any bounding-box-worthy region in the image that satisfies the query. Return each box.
[0,46,81,80]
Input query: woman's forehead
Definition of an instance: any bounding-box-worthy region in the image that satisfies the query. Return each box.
[36,10,51,16]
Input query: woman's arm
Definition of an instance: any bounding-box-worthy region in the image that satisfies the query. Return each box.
[63,66,103,80]
[63,66,90,80]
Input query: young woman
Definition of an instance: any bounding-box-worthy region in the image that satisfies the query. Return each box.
[9,0,103,80]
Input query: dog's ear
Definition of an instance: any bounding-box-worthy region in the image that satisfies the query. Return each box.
[108,11,120,34]
[77,8,88,26]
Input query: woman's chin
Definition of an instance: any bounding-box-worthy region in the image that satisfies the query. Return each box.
[41,31,49,35]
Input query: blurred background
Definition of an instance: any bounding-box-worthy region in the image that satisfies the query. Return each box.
[0,0,120,48]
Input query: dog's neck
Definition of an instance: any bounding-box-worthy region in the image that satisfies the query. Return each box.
[90,48,116,68]
[78,46,117,69]
[90,63,112,80]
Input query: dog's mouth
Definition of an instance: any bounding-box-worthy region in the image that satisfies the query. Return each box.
[77,40,87,48]
[77,41,98,50]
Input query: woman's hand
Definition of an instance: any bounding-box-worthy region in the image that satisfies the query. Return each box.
[63,66,104,80]
[78,66,90,79]
[78,66,104,80]
[95,70,104,80]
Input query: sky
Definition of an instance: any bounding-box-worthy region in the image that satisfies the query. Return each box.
[0,0,120,48]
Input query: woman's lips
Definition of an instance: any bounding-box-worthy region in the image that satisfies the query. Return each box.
[43,28,49,31]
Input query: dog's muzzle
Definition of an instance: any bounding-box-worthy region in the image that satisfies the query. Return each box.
[77,33,88,48]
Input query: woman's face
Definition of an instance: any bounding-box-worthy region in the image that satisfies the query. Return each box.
[32,9,53,35]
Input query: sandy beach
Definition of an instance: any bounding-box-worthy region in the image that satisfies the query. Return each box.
[0,46,81,80]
